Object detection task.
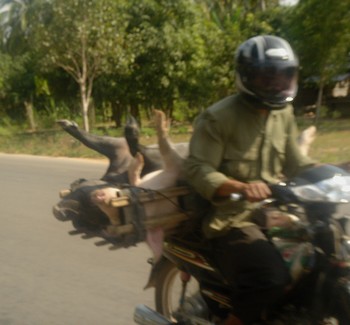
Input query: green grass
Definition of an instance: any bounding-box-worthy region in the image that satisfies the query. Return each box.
[0,118,349,164]
[295,118,350,164]
[309,129,350,164]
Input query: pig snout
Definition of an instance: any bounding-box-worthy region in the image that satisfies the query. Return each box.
[90,187,123,227]
[91,187,121,205]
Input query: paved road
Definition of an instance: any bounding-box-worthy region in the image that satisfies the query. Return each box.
[0,153,154,325]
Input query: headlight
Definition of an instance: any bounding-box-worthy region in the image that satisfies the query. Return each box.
[291,175,350,203]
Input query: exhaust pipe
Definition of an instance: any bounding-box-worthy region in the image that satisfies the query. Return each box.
[134,304,173,325]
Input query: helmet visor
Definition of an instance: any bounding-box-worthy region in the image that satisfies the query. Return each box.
[247,65,298,106]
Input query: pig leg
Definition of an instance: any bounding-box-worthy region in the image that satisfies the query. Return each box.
[124,115,163,176]
[57,119,129,163]
[57,119,133,178]
[153,110,183,173]
[134,110,184,190]
[124,115,140,157]
[128,153,145,186]
[146,227,164,262]
[143,110,182,261]
[298,125,316,157]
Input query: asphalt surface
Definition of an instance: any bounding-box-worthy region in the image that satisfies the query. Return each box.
[0,153,154,325]
[1,153,349,325]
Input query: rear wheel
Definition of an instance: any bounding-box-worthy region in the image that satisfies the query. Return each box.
[154,259,204,321]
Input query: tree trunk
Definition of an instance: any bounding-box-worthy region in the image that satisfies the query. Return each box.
[89,99,96,129]
[111,101,124,128]
[314,80,324,126]
[167,100,174,120]
[259,0,266,11]
[80,81,90,132]
[130,103,141,127]
[144,105,152,121]
[24,99,36,131]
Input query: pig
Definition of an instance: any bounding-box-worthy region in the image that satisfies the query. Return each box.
[53,117,162,237]
[57,118,161,182]
[91,110,185,258]
[57,118,189,182]
[54,114,187,243]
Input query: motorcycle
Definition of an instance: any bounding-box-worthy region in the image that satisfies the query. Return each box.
[134,164,350,325]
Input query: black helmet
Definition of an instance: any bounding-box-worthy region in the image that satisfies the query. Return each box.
[235,35,299,108]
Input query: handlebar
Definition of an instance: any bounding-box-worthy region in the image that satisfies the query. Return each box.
[230,182,293,203]
[230,193,243,201]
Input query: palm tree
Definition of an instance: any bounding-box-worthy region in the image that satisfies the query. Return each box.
[0,0,38,130]
[0,0,35,53]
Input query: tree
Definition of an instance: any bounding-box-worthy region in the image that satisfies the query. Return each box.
[0,0,33,54]
[95,0,220,124]
[0,52,12,99]
[124,0,205,119]
[286,0,350,123]
[0,0,41,130]
[33,0,131,131]
[192,0,282,112]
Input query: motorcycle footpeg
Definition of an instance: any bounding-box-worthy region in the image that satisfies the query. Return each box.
[134,304,173,324]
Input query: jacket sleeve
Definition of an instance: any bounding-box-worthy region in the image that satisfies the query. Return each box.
[184,112,229,200]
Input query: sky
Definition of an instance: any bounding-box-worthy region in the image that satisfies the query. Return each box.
[279,0,300,6]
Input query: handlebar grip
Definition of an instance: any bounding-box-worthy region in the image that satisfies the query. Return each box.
[230,193,243,201]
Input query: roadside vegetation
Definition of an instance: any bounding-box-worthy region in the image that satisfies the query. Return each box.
[0,0,349,165]
[1,117,349,165]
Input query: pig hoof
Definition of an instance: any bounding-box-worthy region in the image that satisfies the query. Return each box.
[153,109,168,135]
[56,119,78,129]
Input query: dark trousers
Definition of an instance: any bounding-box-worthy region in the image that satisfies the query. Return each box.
[211,226,290,324]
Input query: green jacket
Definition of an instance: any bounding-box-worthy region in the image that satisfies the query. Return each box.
[184,94,315,238]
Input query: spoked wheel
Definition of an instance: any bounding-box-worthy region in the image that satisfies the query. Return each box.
[154,259,204,322]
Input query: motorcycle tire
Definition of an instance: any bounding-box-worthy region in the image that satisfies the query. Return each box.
[329,280,350,325]
[154,259,201,321]
[155,259,179,318]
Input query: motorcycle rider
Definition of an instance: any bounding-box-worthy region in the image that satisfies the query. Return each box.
[184,35,316,324]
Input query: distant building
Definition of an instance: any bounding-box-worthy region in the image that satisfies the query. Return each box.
[294,73,350,117]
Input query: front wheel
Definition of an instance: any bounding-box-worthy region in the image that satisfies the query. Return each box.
[328,279,350,325]
[154,259,207,322]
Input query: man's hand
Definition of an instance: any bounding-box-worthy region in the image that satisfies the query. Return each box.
[215,179,271,202]
[242,182,271,202]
